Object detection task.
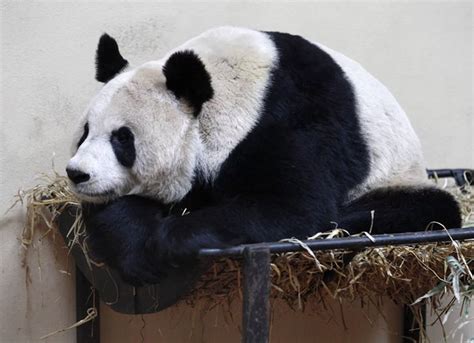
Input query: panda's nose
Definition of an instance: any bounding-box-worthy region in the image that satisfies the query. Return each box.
[66,168,90,184]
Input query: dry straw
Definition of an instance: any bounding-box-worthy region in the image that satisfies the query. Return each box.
[17,172,474,341]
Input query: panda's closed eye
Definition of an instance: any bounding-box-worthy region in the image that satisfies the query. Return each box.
[77,122,89,148]
[112,126,134,145]
[110,126,136,168]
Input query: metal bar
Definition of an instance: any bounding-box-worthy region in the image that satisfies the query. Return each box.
[242,246,271,343]
[199,227,474,257]
[427,168,473,186]
[76,267,100,343]
[427,168,468,178]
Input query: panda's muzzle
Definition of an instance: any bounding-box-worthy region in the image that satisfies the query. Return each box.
[66,167,91,184]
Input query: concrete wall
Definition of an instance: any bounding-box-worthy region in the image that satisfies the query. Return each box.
[1,1,472,342]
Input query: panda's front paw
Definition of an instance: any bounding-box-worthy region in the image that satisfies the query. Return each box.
[144,225,198,270]
[143,218,195,270]
[82,195,166,285]
[144,216,232,269]
[115,253,163,286]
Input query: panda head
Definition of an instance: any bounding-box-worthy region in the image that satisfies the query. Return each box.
[66,34,213,204]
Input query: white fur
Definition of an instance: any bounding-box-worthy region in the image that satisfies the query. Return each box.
[68,71,138,202]
[315,43,429,198]
[69,26,427,204]
[171,27,278,181]
[68,66,200,203]
[68,27,276,204]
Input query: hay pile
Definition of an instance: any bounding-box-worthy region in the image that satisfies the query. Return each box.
[191,235,474,326]
[17,172,474,338]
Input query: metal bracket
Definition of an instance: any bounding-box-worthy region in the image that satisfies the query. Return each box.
[242,246,271,343]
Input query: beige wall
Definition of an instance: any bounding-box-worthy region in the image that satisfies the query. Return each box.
[1,1,472,342]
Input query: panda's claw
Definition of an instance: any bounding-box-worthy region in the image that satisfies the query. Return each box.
[117,256,162,286]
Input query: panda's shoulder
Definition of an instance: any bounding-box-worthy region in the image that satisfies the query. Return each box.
[174,27,277,62]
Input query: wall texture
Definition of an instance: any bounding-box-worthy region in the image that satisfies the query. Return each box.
[1,1,472,342]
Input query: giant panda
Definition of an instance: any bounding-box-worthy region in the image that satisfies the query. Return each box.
[66,27,461,285]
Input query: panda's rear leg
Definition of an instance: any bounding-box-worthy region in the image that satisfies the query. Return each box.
[322,186,462,283]
[338,186,462,235]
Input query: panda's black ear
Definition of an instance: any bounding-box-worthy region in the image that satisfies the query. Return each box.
[95,33,128,83]
[163,50,213,116]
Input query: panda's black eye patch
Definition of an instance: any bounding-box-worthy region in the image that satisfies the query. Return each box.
[110,126,136,168]
[115,126,133,144]
[77,123,89,148]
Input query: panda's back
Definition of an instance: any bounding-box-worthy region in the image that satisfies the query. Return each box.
[170,27,427,199]
[315,43,427,195]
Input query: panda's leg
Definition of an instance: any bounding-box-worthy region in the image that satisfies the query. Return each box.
[323,186,462,283]
[82,195,167,285]
[338,186,462,235]
[83,193,330,285]
[145,194,335,266]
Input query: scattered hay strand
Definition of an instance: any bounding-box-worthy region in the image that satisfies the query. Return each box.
[40,292,98,340]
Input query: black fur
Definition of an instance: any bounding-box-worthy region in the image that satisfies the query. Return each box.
[95,34,128,83]
[339,186,462,234]
[83,32,462,285]
[83,196,166,285]
[110,126,136,168]
[77,122,89,148]
[163,50,213,116]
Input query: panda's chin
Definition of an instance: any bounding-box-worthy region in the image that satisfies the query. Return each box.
[73,188,119,204]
